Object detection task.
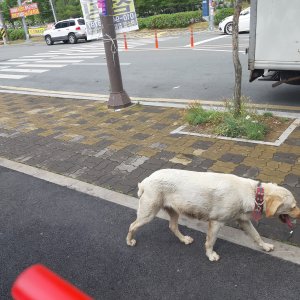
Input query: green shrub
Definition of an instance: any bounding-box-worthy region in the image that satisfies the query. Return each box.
[214,8,234,25]
[185,101,270,141]
[185,103,224,125]
[7,29,25,41]
[138,11,202,29]
[215,115,268,140]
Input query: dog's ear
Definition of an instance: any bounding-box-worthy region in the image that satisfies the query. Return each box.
[265,195,283,217]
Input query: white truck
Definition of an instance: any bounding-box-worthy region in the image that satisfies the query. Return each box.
[248,0,300,87]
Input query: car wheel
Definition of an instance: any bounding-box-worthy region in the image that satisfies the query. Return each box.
[68,33,77,44]
[225,22,233,35]
[45,35,54,45]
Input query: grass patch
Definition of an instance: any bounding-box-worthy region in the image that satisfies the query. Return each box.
[184,98,290,141]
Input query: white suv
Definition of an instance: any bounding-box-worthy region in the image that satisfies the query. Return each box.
[43,18,87,45]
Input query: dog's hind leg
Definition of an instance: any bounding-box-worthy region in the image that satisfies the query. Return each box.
[126,196,160,247]
[205,220,223,262]
[165,208,194,245]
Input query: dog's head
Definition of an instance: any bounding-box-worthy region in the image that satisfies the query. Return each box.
[264,184,300,219]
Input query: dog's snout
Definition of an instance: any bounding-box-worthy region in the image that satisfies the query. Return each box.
[289,206,300,219]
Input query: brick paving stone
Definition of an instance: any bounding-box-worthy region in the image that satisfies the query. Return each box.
[233,164,252,177]
[117,124,133,131]
[283,174,300,187]
[191,140,214,150]
[132,133,151,140]
[151,123,169,130]
[273,152,299,164]
[220,153,245,164]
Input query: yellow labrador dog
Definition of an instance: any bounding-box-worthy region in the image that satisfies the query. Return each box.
[126,169,300,261]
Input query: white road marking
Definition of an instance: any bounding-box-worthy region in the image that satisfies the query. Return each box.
[0,68,48,73]
[72,62,131,66]
[17,64,67,68]
[0,62,26,65]
[52,53,100,57]
[0,74,28,79]
[43,60,83,63]
[8,58,43,62]
[193,48,244,53]
[184,35,228,47]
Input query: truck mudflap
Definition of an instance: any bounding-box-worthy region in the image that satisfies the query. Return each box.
[249,69,264,82]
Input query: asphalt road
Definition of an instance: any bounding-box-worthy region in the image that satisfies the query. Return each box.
[1,166,300,299]
[0,31,300,107]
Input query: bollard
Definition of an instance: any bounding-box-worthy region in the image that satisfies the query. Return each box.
[155,30,159,49]
[11,264,93,300]
[190,27,194,48]
[123,32,128,50]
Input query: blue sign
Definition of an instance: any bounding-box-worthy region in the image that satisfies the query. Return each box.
[202,0,209,17]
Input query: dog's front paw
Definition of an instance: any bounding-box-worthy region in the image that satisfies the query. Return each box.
[127,239,137,247]
[261,242,274,252]
[207,251,220,262]
[183,236,194,245]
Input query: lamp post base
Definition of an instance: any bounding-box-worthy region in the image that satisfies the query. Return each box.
[107,90,132,109]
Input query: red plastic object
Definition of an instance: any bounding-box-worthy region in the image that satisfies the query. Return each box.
[11,264,93,300]
[155,31,159,49]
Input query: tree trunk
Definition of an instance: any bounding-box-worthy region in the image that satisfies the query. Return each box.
[232,0,242,116]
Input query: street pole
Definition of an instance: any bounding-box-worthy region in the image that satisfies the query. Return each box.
[100,0,131,109]
[49,0,57,23]
[0,8,8,45]
[209,0,214,31]
[17,0,30,41]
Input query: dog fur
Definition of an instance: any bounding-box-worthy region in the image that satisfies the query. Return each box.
[126,169,300,261]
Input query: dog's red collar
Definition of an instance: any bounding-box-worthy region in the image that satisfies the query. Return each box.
[252,182,264,222]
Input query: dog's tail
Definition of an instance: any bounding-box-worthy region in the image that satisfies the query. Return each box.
[137,182,144,198]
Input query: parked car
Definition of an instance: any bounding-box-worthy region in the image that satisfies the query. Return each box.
[43,18,87,45]
[218,7,250,34]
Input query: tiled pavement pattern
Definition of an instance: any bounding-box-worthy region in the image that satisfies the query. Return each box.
[0,93,300,246]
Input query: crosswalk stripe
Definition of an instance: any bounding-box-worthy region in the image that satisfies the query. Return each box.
[0,68,48,73]
[17,64,67,68]
[43,60,83,63]
[9,58,43,62]
[0,74,28,79]
[0,62,24,65]
[73,62,131,66]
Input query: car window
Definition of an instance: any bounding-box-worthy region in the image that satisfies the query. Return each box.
[69,20,75,26]
[240,9,250,15]
[61,21,69,28]
[77,19,85,25]
[55,22,62,29]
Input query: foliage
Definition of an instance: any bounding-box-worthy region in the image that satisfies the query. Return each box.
[184,99,274,141]
[135,0,201,17]
[55,0,82,20]
[7,28,25,40]
[138,10,202,29]
[214,7,234,25]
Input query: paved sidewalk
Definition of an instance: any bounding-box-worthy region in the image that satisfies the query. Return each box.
[0,92,299,246]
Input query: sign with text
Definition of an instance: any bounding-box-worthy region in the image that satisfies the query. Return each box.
[112,0,138,33]
[80,0,102,40]
[10,3,39,19]
[80,0,138,40]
